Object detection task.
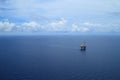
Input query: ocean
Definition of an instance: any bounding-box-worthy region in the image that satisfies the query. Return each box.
[0,35,120,80]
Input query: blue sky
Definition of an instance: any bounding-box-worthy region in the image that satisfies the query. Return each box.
[0,0,120,33]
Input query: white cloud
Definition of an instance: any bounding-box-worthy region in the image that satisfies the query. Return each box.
[71,23,89,32]
[82,27,89,32]
[80,22,103,32]
[48,18,67,31]
[80,22,120,32]
[0,19,15,32]
[0,19,120,33]
[19,21,41,32]
[82,22,93,27]
[22,21,39,28]
[70,22,120,33]
[71,24,80,32]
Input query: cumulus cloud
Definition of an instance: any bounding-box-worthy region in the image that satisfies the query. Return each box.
[0,19,15,32]
[18,21,42,32]
[82,27,89,32]
[80,22,104,32]
[71,24,80,32]
[0,19,120,33]
[80,22,120,32]
[22,21,39,27]
[13,18,67,32]
[50,18,67,27]
[70,22,120,33]
[71,23,89,32]
[48,18,67,31]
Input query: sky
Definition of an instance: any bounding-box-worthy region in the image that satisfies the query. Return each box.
[0,0,120,33]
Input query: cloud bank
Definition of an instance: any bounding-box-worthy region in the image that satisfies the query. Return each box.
[0,18,120,33]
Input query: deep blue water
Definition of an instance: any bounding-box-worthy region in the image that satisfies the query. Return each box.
[0,35,120,80]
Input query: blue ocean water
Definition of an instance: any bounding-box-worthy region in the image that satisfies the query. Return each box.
[0,35,120,80]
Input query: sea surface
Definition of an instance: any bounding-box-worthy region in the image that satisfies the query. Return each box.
[0,35,120,80]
